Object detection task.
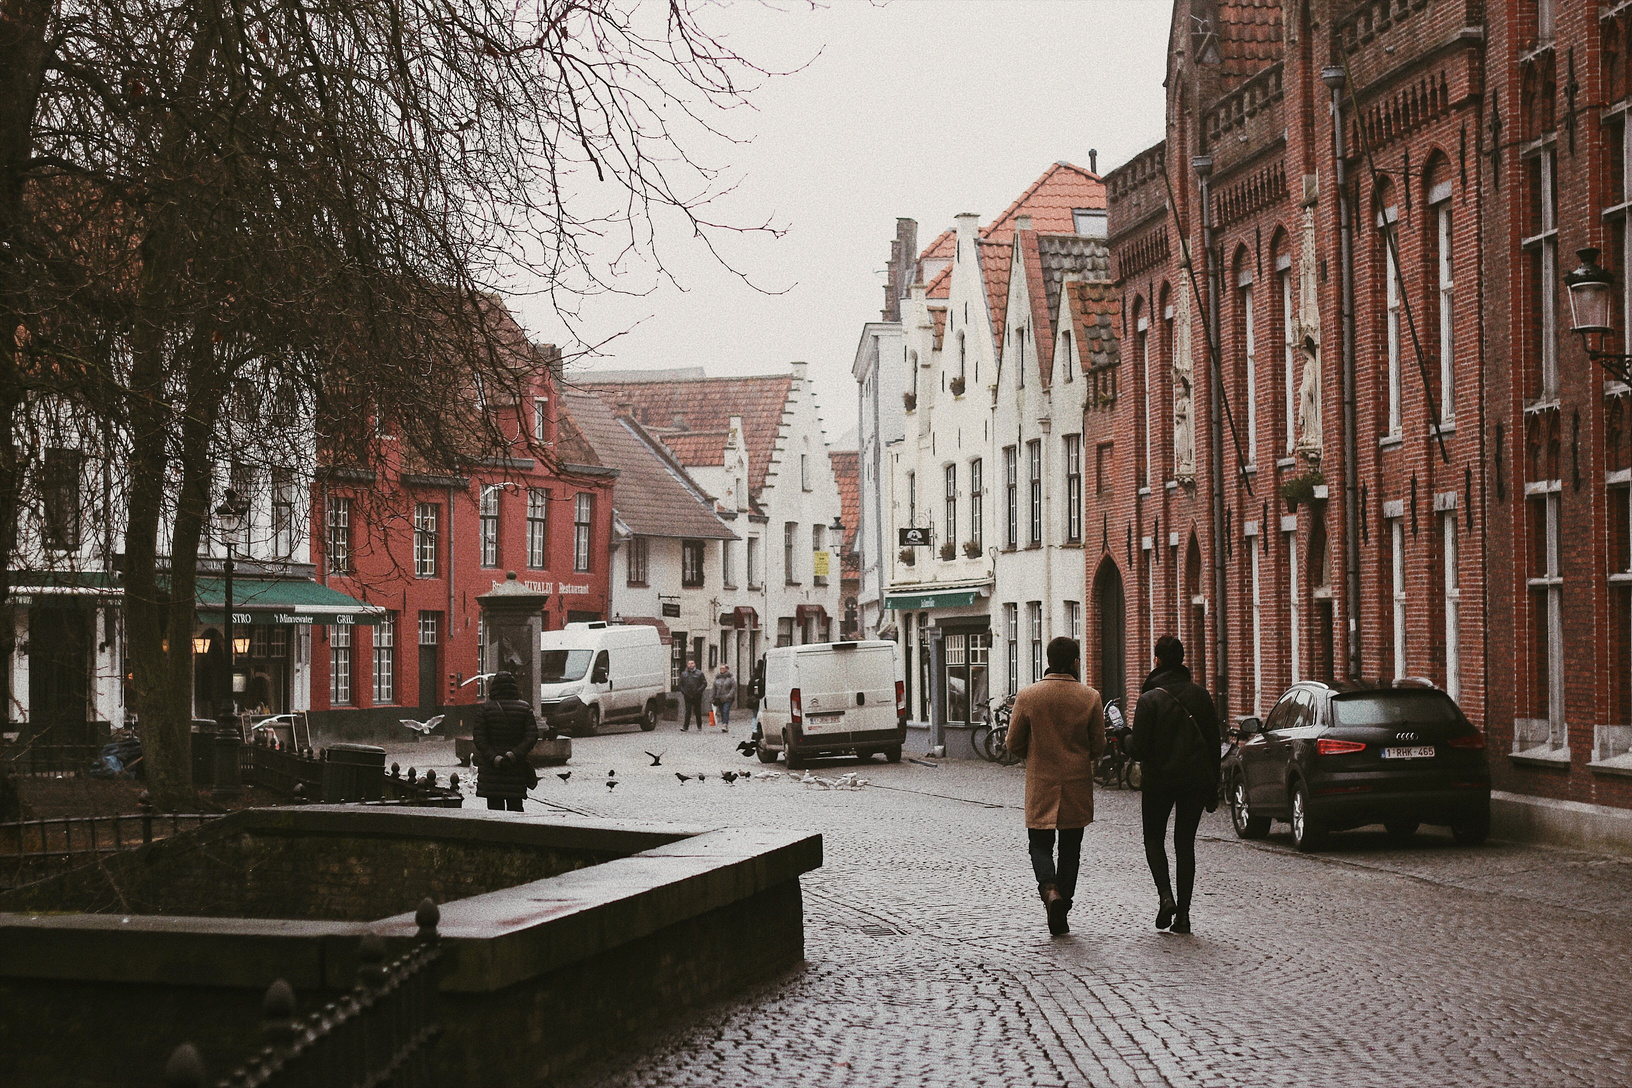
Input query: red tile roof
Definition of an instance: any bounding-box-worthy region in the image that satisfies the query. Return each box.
[657,430,729,466]
[1218,1,1283,85]
[919,228,955,265]
[1064,281,1122,373]
[977,238,1013,363]
[929,307,948,351]
[829,449,860,555]
[982,162,1104,243]
[925,261,953,300]
[1016,231,1056,387]
[580,373,794,498]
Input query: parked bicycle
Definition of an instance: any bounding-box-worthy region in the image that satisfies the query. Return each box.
[1094,697,1142,790]
[971,696,1020,765]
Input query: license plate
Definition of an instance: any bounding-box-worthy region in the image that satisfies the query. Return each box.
[1381,746,1436,760]
[809,712,843,724]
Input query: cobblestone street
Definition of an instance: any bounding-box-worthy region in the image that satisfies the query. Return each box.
[393,726,1632,1087]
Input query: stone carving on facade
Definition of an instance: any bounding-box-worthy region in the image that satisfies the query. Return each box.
[1295,201,1324,461]
[1173,267,1197,482]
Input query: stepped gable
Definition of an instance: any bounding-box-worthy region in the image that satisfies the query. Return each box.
[581,372,794,498]
[559,390,733,540]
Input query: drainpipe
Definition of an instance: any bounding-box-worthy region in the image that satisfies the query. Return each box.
[1193,153,1230,714]
[1324,65,1364,681]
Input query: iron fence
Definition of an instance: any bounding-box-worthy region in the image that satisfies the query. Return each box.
[162,899,444,1088]
[0,793,223,889]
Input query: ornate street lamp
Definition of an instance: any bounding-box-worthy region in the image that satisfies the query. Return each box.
[1564,248,1632,384]
[210,487,250,797]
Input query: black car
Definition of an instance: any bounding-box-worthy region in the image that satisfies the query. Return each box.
[1225,679,1491,851]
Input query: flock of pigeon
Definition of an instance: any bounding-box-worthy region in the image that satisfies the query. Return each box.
[543,752,871,792]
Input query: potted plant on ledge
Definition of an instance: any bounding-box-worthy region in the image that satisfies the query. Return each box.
[962,540,981,559]
[949,375,966,397]
[939,541,957,561]
[1280,468,1326,511]
[903,391,916,412]
[899,547,916,567]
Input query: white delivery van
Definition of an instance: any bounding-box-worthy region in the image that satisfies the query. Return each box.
[757,640,905,768]
[539,622,668,736]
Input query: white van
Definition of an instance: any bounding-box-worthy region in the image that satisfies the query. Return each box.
[757,641,905,768]
[539,622,668,736]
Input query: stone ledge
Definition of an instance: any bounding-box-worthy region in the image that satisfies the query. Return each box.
[1491,790,1632,856]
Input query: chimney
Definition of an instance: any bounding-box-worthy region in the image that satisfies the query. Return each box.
[954,212,978,261]
[1089,148,1098,173]
[882,249,901,322]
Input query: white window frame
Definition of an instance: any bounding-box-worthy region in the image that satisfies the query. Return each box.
[479,486,500,568]
[1523,484,1566,750]
[1240,274,1258,465]
[329,623,352,706]
[1064,435,1083,542]
[1435,198,1455,423]
[1382,205,1403,436]
[1391,518,1407,678]
[1524,147,1560,400]
[1442,512,1460,702]
[1005,602,1019,696]
[1028,601,1043,683]
[970,458,983,552]
[326,496,351,574]
[1138,314,1152,484]
[1279,259,1296,454]
[527,488,548,570]
[1286,526,1301,684]
[627,535,649,587]
[1027,440,1043,545]
[414,502,439,577]
[1250,536,1262,714]
[1065,599,1080,644]
[573,493,593,572]
[372,613,396,705]
[944,464,957,549]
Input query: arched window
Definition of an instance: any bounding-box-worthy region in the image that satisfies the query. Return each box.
[1374,178,1403,436]
[1232,245,1257,465]
[1423,154,1455,423]
[1270,228,1295,454]
[1133,296,1149,486]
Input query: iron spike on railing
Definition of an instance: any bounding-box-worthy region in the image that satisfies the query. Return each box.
[162,1042,207,1088]
[415,898,440,945]
[260,979,299,1056]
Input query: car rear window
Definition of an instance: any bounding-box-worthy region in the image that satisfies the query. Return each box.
[1331,691,1461,726]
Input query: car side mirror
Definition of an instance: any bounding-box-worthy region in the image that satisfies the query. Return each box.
[1236,716,1262,738]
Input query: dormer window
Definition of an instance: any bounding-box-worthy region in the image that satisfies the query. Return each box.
[1073,209,1107,239]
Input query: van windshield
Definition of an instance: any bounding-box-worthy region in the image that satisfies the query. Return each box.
[540,649,593,683]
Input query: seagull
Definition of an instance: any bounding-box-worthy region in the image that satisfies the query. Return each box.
[556,771,572,783]
[675,772,694,783]
[459,673,494,688]
[398,714,445,736]
[645,751,664,767]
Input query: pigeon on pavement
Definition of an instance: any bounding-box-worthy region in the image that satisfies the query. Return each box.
[556,771,572,783]
[720,770,739,785]
[675,772,694,783]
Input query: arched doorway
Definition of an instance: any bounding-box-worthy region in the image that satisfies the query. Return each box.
[1094,559,1126,706]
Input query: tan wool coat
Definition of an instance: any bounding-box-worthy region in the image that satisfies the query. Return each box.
[1005,673,1106,829]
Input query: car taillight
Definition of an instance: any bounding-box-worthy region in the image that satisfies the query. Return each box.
[1447,732,1486,750]
[790,687,802,725]
[895,680,906,722]
[1316,738,1367,756]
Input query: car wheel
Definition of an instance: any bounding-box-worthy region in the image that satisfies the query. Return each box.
[1385,820,1420,839]
[1230,775,1271,839]
[586,705,601,736]
[884,746,902,763]
[756,738,779,764]
[1290,780,1327,852]
[1452,812,1490,846]
[783,731,806,770]
[639,701,658,732]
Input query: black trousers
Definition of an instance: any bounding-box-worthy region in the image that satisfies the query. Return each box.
[1141,787,1205,909]
[682,696,706,730]
[1027,827,1084,902]
[486,796,523,811]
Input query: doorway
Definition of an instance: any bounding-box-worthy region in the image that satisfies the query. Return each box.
[418,611,441,712]
[1094,560,1127,706]
[28,606,89,740]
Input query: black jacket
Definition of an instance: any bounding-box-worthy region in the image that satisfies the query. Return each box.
[1128,663,1221,797]
[678,666,707,700]
[473,696,539,799]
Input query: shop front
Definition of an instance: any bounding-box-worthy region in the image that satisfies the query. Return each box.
[885,585,991,755]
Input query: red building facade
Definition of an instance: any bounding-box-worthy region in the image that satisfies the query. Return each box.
[306,342,616,737]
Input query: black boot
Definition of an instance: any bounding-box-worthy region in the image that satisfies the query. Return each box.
[1169,908,1191,935]
[1155,894,1177,930]
[1040,883,1069,935]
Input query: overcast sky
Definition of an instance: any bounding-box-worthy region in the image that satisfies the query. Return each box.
[517,0,1174,444]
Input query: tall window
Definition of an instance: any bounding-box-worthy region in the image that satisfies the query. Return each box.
[479,486,500,567]
[970,458,983,552]
[372,613,396,704]
[527,488,549,569]
[1525,147,1559,399]
[1238,267,1258,464]
[628,536,649,586]
[682,540,705,587]
[1138,312,1151,486]
[1525,484,1565,746]
[573,493,593,572]
[1432,189,1455,422]
[1065,600,1080,644]
[784,521,798,583]
[1286,526,1301,684]
[414,503,439,577]
[1004,446,1018,547]
[1005,602,1019,696]
[533,397,547,441]
[907,471,916,525]
[1279,255,1296,453]
[1390,518,1407,677]
[329,623,353,705]
[801,453,811,491]
[1381,202,1403,435]
[944,464,957,549]
[326,496,352,573]
[747,536,760,589]
[1442,512,1460,701]
[229,462,254,548]
[272,469,295,556]
[1537,0,1554,41]
[812,524,827,586]
[722,538,735,588]
[41,447,83,551]
[1027,440,1043,545]
[1250,533,1262,714]
[1064,435,1082,542]
[1610,473,1632,761]
[1027,601,1043,683]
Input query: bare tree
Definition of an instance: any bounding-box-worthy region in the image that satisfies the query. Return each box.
[1,0,782,807]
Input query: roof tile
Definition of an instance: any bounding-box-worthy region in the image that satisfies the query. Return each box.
[829,450,860,554]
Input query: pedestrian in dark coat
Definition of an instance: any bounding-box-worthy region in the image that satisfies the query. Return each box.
[711,665,737,731]
[473,671,538,811]
[1127,635,1221,934]
[1004,636,1105,936]
[677,659,707,731]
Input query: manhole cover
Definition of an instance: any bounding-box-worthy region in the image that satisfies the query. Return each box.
[859,924,895,937]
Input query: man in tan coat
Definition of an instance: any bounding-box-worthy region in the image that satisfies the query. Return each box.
[1004,636,1105,935]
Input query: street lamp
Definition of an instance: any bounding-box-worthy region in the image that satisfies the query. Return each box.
[1564,248,1632,384]
[211,487,249,797]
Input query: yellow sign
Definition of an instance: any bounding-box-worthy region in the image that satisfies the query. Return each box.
[813,550,831,578]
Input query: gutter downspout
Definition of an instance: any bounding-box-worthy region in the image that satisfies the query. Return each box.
[1194,154,1230,713]
[1324,65,1364,681]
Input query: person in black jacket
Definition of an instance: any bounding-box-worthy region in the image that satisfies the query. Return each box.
[473,671,538,811]
[1127,635,1221,934]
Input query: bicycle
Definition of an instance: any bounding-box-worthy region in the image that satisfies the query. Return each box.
[971,696,1020,765]
[1094,697,1142,790]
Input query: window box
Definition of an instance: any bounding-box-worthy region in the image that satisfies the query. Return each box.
[950,376,966,397]
[903,391,917,412]
[1280,469,1326,511]
[939,541,957,561]
[962,540,981,559]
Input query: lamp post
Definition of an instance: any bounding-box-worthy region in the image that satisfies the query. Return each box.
[212,487,249,797]
[1564,248,1632,384]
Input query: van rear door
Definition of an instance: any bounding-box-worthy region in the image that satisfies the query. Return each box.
[797,644,897,735]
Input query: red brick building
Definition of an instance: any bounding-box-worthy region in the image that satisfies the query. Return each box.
[305,324,616,739]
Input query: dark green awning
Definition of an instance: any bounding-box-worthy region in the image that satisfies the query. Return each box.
[885,588,982,611]
[195,577,382,627]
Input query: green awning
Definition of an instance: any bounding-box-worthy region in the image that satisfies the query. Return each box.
[195,577,382,626]
[885,588,982,610]
[11,570,122,604]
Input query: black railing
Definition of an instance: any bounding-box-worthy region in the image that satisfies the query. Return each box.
[4,742,107,776]
[162,899,444,1088]
[0,792,223,889]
